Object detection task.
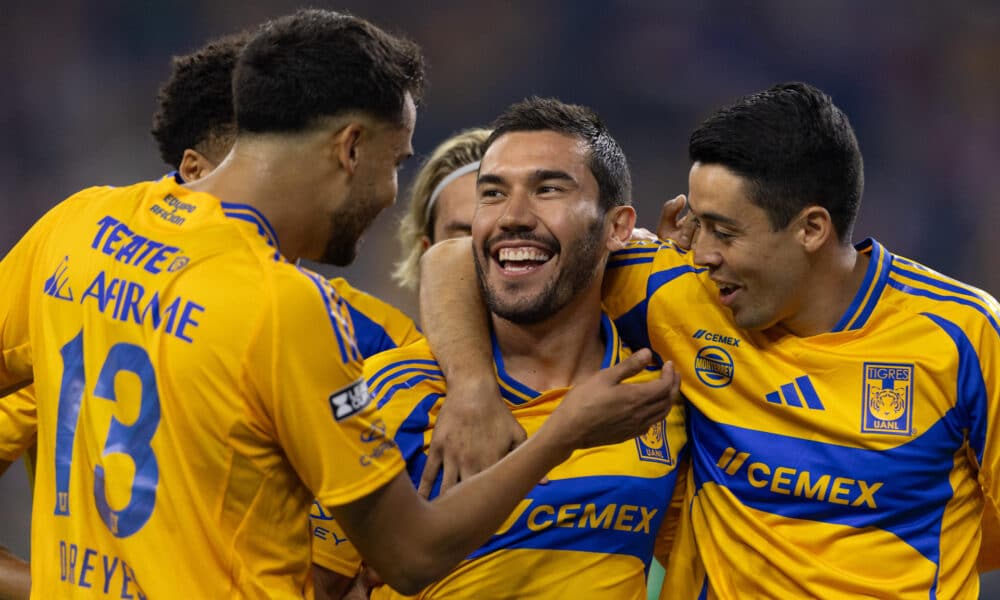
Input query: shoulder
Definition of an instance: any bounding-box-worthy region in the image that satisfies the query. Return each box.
[362,340,444,406]
[884,253,1000,345]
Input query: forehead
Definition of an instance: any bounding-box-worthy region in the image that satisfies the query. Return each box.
[480,131,589,177]
[687,162,754,217]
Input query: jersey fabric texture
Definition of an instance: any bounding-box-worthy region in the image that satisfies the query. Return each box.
[0,178,405,598]
[313,315,688,599]
[601,238,1000,599]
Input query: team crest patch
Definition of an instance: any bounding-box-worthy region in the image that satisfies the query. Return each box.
[329,378,370,422]
[636,420,673,465]
[861,362,914,436]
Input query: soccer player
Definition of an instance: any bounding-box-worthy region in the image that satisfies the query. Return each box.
[392,127,492,291]
[419,82,999,598]
[0,10,678,598]
[318,97,687,599]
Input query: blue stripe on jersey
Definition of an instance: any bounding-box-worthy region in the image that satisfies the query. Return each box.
[649,265,707,297]
[465,473,674,565]
[892,264,1000,324]
[220,201,281,247]
[698,576,709,600]
[614,303,660,367]
[298,269,351,363]
[834,238,889,332]
[922,313,989,465]
[887,278,1000,338]
[491,335,540,403]
[600,314,617,369]
[796,376,824,410]
[366,359,440,391]
[368,364,444,404]
[612,245,664,256]
[607,257,655,268]
[394,392,443,491]
[344,303,397,359]
[687,403,961,570]
[375,373,445,410]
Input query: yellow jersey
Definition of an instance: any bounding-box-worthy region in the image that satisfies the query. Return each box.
[313,315,688,599]
[0,178,405,598]
[602,238,1000,599]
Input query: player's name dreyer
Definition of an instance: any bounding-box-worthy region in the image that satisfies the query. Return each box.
[59,540,147,599]
[91,215,187,274]
[79,270,205,344]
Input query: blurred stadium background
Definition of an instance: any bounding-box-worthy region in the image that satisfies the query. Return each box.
[2,0,998,596]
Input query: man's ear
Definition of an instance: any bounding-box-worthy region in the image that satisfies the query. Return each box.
[606,205,637,251]
[178,149,218,182]
[333,123,365,176]
[795,205,835,253]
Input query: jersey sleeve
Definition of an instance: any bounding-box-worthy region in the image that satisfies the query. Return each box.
[329,277,422,358]
[0,386,37,462]
[310,502,363,577]
[602,239,707,360]
[0,205,60,390]
[248,268,405,508]
[311,341,441,575]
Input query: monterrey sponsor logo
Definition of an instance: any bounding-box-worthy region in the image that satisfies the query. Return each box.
[329,378,370,421]
[694,345,734,388]
[861,362,914,436]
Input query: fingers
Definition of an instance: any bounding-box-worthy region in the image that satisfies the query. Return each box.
[605,348,653,383]
[439,458,460,496]
[657,195,687,241]
[417,450,443,499]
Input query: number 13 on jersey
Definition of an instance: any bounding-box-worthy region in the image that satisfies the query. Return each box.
[54,330,161,537]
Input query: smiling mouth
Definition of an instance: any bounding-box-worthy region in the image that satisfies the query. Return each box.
[495,246,554,274]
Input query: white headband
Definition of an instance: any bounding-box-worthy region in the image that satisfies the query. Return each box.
[424,160,480,225]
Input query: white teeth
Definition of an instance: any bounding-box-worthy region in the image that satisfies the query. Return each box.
[498,247,552,262]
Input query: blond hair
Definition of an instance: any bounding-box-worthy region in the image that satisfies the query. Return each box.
[393,127,491,290]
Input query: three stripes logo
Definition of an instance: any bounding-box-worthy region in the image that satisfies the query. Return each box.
[764,376,824,410]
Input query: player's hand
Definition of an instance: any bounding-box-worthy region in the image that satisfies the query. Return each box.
[546,349,679,449]
[418,383,527,498]
[657,194,695,250]
[0,546,31,600]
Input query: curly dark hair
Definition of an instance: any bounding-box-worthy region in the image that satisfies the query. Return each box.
[150,31,249,169]
[234,9,425,134]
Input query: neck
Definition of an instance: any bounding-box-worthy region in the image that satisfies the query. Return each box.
[491,285,606,392]
[184,134,333,262]
[781,240,869,337]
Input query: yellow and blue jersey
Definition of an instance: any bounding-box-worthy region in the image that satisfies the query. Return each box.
[312,315,688,599]
[0,177,405,598]
[602,238,1000,599]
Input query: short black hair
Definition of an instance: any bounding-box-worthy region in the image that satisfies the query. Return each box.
[689,82,864,242]
[151,31,248,169]
[484,97,632,212]
[234,9,425,134]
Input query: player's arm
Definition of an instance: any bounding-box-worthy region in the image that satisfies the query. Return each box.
[313,564,356,600]
[264,270,679,593]
[0,545,29,600]
[331,349,679,594]
[415,238,526,496]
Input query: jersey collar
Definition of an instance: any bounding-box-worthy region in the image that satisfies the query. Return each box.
[831,237,893,332]
[491,313,622,405]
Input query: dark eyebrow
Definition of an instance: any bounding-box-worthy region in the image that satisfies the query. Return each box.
[477,173,504,186]
[478,169,577,187]
[697,211,740,227]
[534,169,575,184]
